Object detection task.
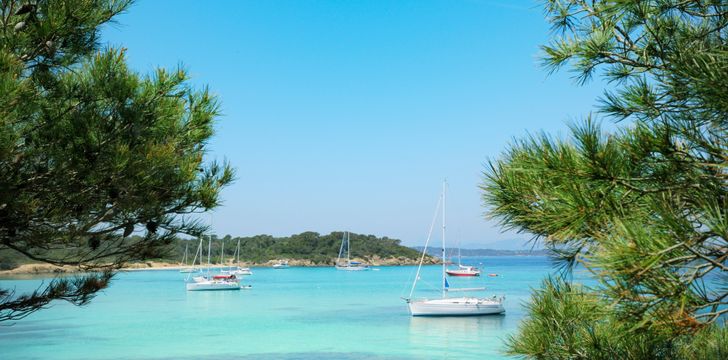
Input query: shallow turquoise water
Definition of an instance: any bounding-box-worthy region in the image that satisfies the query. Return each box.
[0,256,560,359]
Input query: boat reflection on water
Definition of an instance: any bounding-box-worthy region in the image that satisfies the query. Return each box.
[408,315,506,356]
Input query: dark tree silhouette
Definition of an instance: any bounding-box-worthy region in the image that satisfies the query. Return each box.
[0,0,233,321]
[482,1,727,358]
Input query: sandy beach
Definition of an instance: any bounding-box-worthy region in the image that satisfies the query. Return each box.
[0,256,434,276]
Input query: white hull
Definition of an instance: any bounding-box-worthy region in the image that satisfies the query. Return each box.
[222,268,252,276]
[407,297,505,316]
[186,281,241,291]
[272,265,289,269]
[336,265,369,271]
[445,269,480,277]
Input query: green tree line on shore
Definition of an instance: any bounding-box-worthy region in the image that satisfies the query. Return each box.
[168,231,423,265]
[0,232,425,268]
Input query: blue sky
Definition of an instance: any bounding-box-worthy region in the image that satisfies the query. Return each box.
[102,0,606,249]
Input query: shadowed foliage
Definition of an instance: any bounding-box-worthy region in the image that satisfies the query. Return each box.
[482,0,726,358]
[506,278,727,359]
[0,0,233,321]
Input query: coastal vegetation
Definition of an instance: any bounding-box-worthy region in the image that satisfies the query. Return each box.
[0,232,428,270]
[0,0,232,321]
[173,232,426,265]
[482,0,727,358]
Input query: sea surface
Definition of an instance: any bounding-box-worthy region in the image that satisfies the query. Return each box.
[0,256,580,359]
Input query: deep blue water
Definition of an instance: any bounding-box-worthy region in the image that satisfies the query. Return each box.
[0,256,571,359]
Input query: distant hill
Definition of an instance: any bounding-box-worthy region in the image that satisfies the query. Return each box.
[412,246,548,257]
[168,231,426,265]
[465,238,542,251]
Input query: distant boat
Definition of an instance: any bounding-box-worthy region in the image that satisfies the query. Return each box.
[404,181,505,316]
[223,267,253,276]
[179,243,195,273]
[335,231,369,271]
[221,238,253,276]
[445,235,481,277]
[272,260,289,269]
[185,236,243,291]
[186,274,242,291]
[446,264,481,277]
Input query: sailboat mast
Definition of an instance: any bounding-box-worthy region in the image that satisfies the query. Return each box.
[458,239,462,267]
[182,243,188,265]
[220,239,225,268]
[185,239,202,282]
[347,232,351,265]
[197,238,202,266]
[408,186,443,300]
[207,235,211,272]
[337,232,344,265]
[442,181,446,298]
[208,214,213,274]
[236,238,241,265]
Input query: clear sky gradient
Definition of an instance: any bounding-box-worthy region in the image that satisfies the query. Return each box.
[102,0,607,249]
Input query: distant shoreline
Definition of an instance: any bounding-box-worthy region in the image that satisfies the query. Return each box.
[411,247,548,257]
[0,253,549,276]
[0,256,440,276]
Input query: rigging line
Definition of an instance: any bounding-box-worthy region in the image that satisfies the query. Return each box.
[408,193,443,300]
[417,278,444,293]
[185,238,203,282]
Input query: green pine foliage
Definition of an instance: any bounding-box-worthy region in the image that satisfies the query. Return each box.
[506,278,728,360]
[0,0,232,321]
[481,0,726,358]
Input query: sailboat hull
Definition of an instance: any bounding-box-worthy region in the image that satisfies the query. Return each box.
[335,265,370,271]
[407,297,505,316]
[445,270,480,277]
[222,268,253,276]
[186,281,241,291]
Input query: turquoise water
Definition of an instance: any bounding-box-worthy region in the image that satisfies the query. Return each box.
[1,256,560,359]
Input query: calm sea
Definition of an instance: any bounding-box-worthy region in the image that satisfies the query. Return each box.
[0,256,573,359]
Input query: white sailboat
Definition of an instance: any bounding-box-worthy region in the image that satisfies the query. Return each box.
[404,181,505,316]
[221,238,253,276]
[335,231,369,271]
[186,236,243,291]
[186,274,243,291]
